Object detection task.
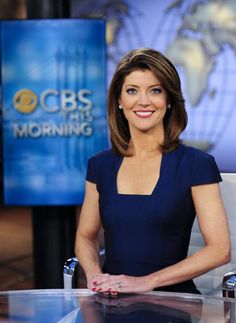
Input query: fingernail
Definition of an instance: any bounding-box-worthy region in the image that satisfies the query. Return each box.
[93,281,97,285]
[92,288,96,291]
[111,292,118,298]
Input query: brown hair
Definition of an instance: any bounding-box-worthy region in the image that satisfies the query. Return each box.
[107,48,187,156]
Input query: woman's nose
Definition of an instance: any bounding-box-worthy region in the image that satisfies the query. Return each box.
[137,93,150,106]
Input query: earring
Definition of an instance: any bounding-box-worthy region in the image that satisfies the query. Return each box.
[119,104,123,110]
[167,104,171,109]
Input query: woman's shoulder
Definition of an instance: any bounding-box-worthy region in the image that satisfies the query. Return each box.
[177,143,215,161]
[88,148,118,163]
[86,148,119,184]
[176,144,221,184]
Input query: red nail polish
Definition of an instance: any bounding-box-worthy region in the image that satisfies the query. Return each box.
[93,281,97,285]
[95,288,101,292]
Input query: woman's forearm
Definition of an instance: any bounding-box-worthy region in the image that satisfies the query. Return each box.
[148,244,231,289]
[92,244,230,294]
[75,233,102,278]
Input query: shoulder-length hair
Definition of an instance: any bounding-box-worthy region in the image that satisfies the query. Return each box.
[107,48,187,156]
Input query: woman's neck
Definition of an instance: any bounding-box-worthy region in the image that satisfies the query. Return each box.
[128,128,164,158]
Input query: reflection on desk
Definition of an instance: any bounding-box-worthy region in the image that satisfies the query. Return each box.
[0,289,235,323]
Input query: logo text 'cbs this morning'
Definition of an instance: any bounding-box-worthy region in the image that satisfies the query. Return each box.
[13,88,94,138]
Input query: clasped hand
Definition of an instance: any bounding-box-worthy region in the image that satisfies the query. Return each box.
[87,273,153,295]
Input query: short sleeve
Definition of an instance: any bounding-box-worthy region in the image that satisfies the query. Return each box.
[191,152,222,186]
[86,157,97,184]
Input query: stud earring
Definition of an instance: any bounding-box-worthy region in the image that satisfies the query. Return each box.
[167,104,171,109]
[118,104,123,110]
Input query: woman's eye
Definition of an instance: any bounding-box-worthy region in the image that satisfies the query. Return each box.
[150,87,162,94]
[126,88,137,94]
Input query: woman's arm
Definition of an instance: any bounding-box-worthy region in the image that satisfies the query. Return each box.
[93,183,231,293]
[75,181,104,289]
[147,182,231,288]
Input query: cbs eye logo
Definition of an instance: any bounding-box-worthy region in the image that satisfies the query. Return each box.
[13,89,38,114]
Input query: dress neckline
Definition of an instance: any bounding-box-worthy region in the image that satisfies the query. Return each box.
[115,152,167,197]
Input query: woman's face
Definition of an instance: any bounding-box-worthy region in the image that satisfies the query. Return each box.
[119,69,168,134]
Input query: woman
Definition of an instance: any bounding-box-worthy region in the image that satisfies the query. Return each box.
[75,48,231,295]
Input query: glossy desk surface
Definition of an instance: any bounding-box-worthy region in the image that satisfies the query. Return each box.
[0,289,235,323]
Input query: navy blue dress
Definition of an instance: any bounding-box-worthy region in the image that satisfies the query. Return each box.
[86,144,222,294]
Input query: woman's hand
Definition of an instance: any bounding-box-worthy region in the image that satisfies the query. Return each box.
[91,274,154,294]
[86,273,111,291]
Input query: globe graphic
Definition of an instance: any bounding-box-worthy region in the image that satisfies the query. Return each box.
[154,0,236,152]
[72,0,236,169]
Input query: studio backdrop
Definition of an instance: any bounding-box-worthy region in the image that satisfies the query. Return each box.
[72,0,236,173]
[1,19,107,205]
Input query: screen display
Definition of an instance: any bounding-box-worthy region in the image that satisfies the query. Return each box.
[1,18,108,205]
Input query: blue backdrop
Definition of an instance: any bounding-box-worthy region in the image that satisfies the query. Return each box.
[1,19,108,205]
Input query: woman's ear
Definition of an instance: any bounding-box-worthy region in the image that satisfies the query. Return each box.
[118,99,123,110]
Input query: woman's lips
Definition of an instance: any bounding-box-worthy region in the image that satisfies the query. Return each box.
[134,111,154,118]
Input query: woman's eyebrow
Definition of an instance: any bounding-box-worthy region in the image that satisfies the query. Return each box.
[124,83,162,87]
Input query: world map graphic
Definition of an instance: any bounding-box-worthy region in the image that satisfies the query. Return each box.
[72,0,236,172]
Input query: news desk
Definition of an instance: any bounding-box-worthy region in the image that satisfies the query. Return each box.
[0,289,235,322]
